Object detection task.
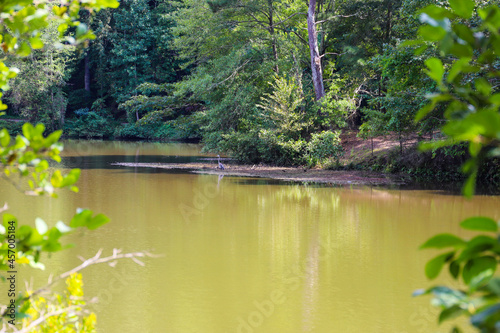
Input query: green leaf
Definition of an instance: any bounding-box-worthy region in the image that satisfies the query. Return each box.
[69,209,109,230]
[415,101,437,122]
[419,25,447,41]
[87,214,110,230]
[419,5,454,20]
[26,228,43,246]
[2,213,17,229]
[29,36,43,49]
[420,234,466,249]
[449,260,460,279]
[487,278,500,296]
[70,209,93,228]
[462,171,477,198]
[425,58,445,84]
[0,128,10,147]
[425,252,454,279]
[17,42,31,57]
[449,0,475,19]
[452,24,475,46]
[439,305,465,323]
[22,123,34,140]
[471,304,500,328]
[45,130,62,146]
[475,78,491,96]
[457,235,496,262]
[95,0,120,9]
[460,217,498,232]
[462,256,496,288]
[428,286,466,307]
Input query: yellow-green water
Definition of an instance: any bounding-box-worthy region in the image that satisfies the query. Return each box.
[2,140,499,332]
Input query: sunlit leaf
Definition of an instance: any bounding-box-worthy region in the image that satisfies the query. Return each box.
[462,256,496,288]
[460,217,498,232]
[425,252,454,279]
[420,234,466,249]
[449,0,475,19]
[35,217,48,234]
[425,58,445,84]
[88,214,110,230]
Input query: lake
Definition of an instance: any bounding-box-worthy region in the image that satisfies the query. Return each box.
[2,140,499,332]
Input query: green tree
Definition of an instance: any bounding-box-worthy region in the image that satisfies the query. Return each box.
[413,1,500,332]
[0,0,118,329]
[69,0,181,116]
[3,21,76,130]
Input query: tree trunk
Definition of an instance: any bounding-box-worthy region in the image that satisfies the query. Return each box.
[268,1,279,73]
[84,54,90,92]
[307,0,325,101]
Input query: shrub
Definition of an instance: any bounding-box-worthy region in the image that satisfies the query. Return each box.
[0,120,23,135]
[215,129,308,166]
[307,130,344,165]
[64,111,116,139]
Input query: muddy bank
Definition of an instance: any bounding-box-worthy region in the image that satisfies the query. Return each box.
[111,162,404,186]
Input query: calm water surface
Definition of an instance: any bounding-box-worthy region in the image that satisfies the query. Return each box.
[2,140,499,333]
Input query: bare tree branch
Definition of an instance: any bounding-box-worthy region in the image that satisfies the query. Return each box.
[1,249,160,320]
[271,12,306,28]
[320,52,344,58]
[0,203,7,214]
[12,306,80,333]
[210,59,251,89]
[315,13,361,25]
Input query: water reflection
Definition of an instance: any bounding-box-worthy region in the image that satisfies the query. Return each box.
[0,141,496,332]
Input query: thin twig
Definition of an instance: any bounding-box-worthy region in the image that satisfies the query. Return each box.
[320,52,344,58]
[0,203,7,214]
[315,13,360,25]
[1,249,160,319]
[14,306,80,333]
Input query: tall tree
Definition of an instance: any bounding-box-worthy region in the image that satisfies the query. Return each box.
[66,0,180,114]
[307,0,325,101]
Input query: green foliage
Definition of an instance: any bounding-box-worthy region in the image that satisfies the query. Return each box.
[217,129,308,166]
[68,89,94,112]
[84,0,180,108]
[0,120,23,136]
[257,76,308,139]
[362,43,438,151]
[0,0,119,111]
[415,1,500,332]
[64,111,116,139]
[307,130,344,165]
[0,122,110,326]
[413,1,500,197]
[416,218,500,331]
[0,0,117,328]
[119,95,174,124]
[319,78,354,130]
[3,20,76,130]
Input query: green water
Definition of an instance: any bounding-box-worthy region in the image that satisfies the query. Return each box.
[2,140,499,332]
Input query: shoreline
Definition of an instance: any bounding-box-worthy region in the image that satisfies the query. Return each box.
[111,162,405,186]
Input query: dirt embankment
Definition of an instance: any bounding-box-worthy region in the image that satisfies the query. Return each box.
[111,131,414,186]
[111,161,401,186]
[111,131,487,186]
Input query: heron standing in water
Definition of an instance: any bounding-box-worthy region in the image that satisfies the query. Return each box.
[217,155,225,170]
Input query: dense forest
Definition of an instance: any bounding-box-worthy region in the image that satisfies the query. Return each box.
[0,0,498,172]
